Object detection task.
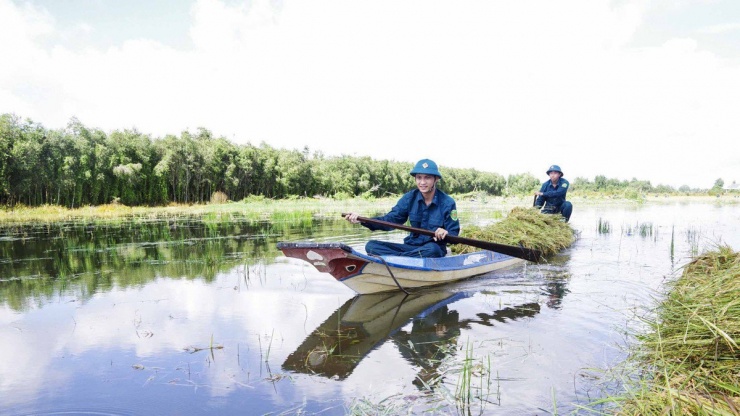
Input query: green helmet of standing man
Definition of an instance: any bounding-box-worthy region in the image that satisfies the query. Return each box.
[546,165,563,176]
[410,159,442,178]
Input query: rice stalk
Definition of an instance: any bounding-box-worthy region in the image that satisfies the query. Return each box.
[452,207,575,256]
[612,246,740,415]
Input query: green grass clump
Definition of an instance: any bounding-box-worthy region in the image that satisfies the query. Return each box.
[451,207,575,256]
[614,246,740,415]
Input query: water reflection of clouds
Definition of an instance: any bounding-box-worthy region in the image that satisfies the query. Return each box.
[342,342,418,396]
[0,304,19,325]
[0,302,77,406]
[0,262,355,408]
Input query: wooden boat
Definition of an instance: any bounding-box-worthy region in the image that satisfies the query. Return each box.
[276,242,524,294]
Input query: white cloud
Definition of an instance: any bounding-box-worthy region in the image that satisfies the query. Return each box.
[0,0,738,188]
[697,22,740,35]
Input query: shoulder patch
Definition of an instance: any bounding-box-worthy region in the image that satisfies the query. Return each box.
[562,183,568,188]
[450,210,458,221]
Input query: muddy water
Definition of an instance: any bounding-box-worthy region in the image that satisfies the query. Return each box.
[1,202,739,415]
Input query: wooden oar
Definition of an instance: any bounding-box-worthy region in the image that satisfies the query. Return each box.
[342,213,543,263]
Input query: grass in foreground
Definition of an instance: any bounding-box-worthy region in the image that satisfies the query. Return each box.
[451,207,576,256]
[605,246,740,415]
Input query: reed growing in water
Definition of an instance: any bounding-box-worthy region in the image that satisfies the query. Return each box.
[598,217,611,234]
[613,246,740,414]
[451,207,575,256]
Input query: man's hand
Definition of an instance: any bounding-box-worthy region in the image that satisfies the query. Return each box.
[433,227,448,241]
[344,212,361,224]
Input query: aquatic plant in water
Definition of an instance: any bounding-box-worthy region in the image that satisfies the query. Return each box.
[597,217,611,234]
[638,222,653,238]
[686,226,701,256]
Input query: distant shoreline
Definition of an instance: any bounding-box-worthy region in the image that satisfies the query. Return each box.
[1,194,737,225]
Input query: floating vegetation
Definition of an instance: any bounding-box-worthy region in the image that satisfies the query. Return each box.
[183,345,224,353]
[451,207,575,256]
[184,335,224,354]
[347,394,409,415]
[608,246,740,414]
[597,217,611,234]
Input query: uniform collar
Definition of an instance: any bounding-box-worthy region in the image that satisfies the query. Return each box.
[414,188,438,206]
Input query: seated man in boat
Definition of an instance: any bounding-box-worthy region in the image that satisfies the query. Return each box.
[534,164,573,222]
[345,158,460,257]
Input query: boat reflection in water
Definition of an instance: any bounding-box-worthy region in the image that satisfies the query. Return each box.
[282,289,542,381]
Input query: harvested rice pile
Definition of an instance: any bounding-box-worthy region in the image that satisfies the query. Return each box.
[451,207,575,256]
[617,246,740,414]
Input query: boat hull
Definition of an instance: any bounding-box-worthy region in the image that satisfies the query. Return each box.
[277,242,524,294]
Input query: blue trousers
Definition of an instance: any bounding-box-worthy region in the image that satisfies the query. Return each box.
[365,240,447,257]
[540,201,573,222]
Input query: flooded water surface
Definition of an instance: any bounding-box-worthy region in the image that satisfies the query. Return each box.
[1,201,739,415]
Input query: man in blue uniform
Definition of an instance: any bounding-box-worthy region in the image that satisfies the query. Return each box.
[345,159,460,257]
[534,164,573,222]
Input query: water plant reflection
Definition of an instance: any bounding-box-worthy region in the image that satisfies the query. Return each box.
[0,217,355,311]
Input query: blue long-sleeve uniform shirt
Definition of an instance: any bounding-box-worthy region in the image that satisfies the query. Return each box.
[363,188,460,249]
[535,178,570,209]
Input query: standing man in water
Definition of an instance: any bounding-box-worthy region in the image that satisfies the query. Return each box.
[345,158,460,257]
[534,164,573,222]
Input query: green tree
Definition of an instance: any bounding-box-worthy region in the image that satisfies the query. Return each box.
[5,113,707,206]
[628,178,653,193]
[572,177,595,192]
[653,184,675,194]
[713,178,724,190]
[0,114,22,204]
[506,173,539,196]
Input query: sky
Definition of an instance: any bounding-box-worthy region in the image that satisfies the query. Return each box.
[1,0,739,189]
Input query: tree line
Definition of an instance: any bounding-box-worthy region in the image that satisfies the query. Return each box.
[0,114,699,207]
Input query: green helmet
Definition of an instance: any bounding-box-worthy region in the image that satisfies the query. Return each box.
[410,159,442,178]
[546,164,563,176]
